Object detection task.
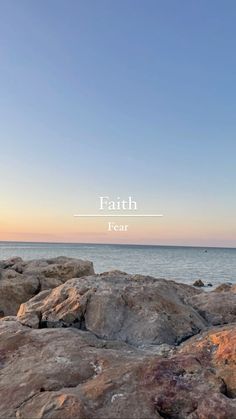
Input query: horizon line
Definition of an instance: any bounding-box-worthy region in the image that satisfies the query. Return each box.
[0,239,235,250]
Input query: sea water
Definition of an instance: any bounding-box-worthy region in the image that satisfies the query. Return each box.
[0,241,235,287]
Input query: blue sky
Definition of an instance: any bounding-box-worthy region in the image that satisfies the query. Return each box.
[0,0,235,246]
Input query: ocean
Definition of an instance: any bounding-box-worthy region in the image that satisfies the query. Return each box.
[0,241,235,287]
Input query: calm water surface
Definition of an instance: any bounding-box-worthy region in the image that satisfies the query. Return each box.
[0,242,235,287]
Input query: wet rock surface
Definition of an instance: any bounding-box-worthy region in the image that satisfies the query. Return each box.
[0,259,236,418]
[193,279,205,287]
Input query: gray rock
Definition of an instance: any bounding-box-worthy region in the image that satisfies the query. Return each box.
[18,271,206,346]
[213,283,233,293]
[0,273,40,317]
[0,257,94,316]
[187,290,236,325]
[0,257,23,270]
[23,256,94,281]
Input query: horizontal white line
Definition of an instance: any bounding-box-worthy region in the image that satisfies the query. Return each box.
[74,215,163,218]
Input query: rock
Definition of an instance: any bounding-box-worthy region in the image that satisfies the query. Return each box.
[16,393,89,419]
[193,279,205,287]
[17,271,206,346]
[0,257,23,270]
[179,324,236,399]
[0,319,161,419]
[214,283,233,293]
[0,319,235,418]
[23,256,94,281]
[187,290,236,325]
[0,257,94,316]
[0,273,40,317]
[144,324,236,418]
[1,257,236,418]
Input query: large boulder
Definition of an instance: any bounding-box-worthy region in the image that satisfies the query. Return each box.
[145,323,236,418]
[0,257,94,317]
[0,318,162,419]
[22,256,94,282]
[187,290,236,325]
[0,319,235,419]
[213,283,236,293]
[179,324,236,399]
[17,271,207,346]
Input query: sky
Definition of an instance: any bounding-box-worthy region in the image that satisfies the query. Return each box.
[0,0,236,247]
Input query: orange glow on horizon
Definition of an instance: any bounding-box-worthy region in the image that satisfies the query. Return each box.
[1,212,235,247]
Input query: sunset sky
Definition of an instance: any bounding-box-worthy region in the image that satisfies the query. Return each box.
[0,1,236,247]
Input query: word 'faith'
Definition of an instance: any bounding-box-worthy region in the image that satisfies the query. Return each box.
[99,196,137,211]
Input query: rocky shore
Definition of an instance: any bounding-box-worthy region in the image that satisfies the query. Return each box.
[0,257,235,418]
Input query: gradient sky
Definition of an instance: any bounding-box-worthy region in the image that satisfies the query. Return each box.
[0,0,236,246]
